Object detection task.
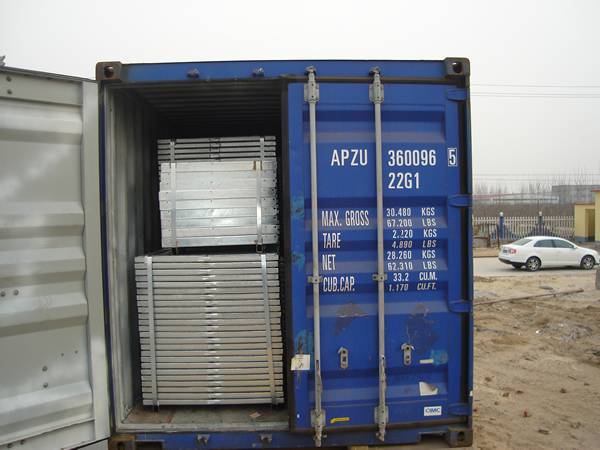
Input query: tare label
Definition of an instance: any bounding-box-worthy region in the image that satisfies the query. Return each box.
[423,406,442,417]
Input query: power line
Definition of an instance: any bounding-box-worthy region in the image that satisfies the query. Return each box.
[474,177,600,179]
[471,92,600,99]
[471,82,600,99]
[474,178,600,182]
[473,83,600,89]
[475,172,600,176]
[474,172,600,176]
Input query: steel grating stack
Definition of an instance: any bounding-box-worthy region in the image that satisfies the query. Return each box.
[159,159,278,248]
[136,253,284,406]
[157,136,277,163]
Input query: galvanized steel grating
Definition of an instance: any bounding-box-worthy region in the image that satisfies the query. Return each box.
[157,136,277,163]
[135,253,284,406]
[158,137,279,248]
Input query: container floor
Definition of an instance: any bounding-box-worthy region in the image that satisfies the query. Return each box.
[124,404,289,432]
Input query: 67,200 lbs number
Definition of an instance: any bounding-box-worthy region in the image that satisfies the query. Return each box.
[388,172,420,189]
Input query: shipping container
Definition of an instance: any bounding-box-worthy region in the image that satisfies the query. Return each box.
[0,59,473,450]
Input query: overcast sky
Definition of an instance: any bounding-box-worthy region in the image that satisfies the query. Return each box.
[1,0,599,188]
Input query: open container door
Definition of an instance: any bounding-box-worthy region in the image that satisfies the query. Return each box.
[287,61,472,446]
[0,68,110,449]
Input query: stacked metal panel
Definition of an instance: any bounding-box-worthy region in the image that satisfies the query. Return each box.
[136,253,283,406]
[157,136,277,163]
[159,159,279,248]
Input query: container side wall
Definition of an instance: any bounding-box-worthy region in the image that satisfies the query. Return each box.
[104,88,163,426]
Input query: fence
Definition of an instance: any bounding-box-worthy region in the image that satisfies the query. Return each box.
[473,214,574,244]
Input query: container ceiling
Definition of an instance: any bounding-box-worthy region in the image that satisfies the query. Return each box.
[129,80,282,137]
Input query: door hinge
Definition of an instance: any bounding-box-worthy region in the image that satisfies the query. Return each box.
[448,402,471,416]
[448,194,472,208]
[447,88,468,101]
[449,299,472,313]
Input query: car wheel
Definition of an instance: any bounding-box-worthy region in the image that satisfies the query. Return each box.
[511,263,523,269]
[525,257,541,272]
[581,255,595,270]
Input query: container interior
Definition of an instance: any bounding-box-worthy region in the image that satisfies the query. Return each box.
[103,79,289,431]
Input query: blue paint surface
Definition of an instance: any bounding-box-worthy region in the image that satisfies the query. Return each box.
[122,60,447,83]
[117,59,472,447]
[136,425,451,449]
[287,73,472,430]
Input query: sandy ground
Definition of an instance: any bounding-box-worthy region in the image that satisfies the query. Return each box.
[472,268,600,449]
[474,257,586,278]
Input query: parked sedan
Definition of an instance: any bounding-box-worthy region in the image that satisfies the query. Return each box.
[498,236,600,271]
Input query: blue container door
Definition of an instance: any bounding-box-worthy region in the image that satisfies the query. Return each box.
[287,79,471,435]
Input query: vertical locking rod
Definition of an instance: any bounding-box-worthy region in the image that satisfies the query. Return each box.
[305,66,325,447]
[370,67,388,441]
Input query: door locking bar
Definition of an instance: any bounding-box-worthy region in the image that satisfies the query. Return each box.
[370,67,388,441]
[305,66,325,447]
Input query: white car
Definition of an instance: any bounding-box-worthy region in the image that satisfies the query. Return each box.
[498,236,600,272]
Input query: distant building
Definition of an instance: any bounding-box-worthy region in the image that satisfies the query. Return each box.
[473,192,559,205]
[573,190,600,242]
[551,184,600,204]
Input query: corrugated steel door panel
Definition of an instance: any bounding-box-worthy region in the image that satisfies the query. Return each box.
[0,69,109,449]
[288,77,471,434]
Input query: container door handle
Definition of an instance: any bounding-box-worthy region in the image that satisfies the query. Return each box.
[370,67,388,441]
[305,66,325,447]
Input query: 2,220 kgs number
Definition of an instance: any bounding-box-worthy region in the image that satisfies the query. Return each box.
[392,229,413,239]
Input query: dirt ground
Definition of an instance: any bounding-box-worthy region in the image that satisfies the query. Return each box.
[473,269,600,449]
